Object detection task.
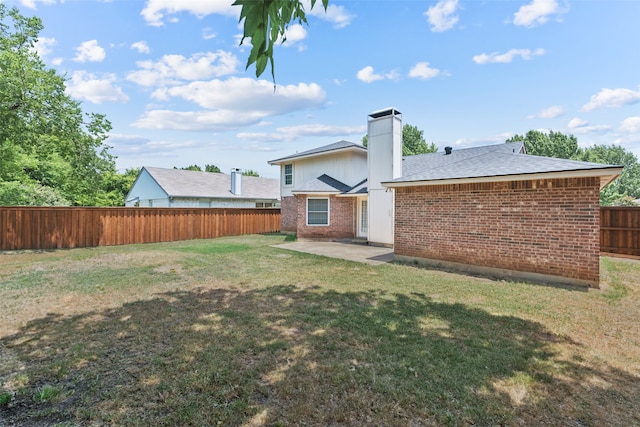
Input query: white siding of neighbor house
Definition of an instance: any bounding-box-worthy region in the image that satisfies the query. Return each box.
[170,198,259,208]
[279,150,367,197]
[125,168,168,206]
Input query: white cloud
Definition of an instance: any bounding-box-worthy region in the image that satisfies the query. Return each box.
[528,105,564,119]
[73,40,106,63]
[512,0,567,28]
[356,66,383,83]
[356,66,401,83]
[133,77,326,131]
[425,0,459,32]
[108,133,206,157]
[619,116,640,133]
[237,124,366,142]
[127,51,240,87]
[569,124,611,135]
[131,41,150,54]
[141,0,237,26]
[582,87,640,112]
[158,77,325,110]
[66,71,129,104]
[308,3,355,28]
[33,36,56,58]
[18,0,56,9]
[473,48,545,64]
[568,117,588,129]
[281,24,308,50]
[202,28,217,40]
[408,62,442,80]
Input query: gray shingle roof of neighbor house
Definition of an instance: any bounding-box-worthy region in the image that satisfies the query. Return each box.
[142,167,280,199]
[386,142,623,188]
[268,140,366,164]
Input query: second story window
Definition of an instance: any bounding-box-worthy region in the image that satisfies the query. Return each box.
[284,164,293,186]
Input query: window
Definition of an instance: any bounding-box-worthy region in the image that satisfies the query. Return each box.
[307,198,329,225]
[284,164,293,186]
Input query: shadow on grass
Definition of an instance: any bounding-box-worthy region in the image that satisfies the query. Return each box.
[1,286,638,426]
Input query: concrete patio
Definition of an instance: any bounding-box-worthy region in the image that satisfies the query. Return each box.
[274,240,394,266]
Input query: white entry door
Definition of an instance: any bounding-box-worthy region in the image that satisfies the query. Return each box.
[357,199,368,239]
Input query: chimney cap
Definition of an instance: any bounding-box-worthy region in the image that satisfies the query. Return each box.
[444,146,453,155]
[368,107,401,119]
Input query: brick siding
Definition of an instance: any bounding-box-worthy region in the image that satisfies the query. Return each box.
[394,178,601,286]
[296,195,356,239]
[280,196,298,233]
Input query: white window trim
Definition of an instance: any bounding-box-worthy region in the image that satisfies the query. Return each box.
[306,197,330,226]
[284,163,293,187]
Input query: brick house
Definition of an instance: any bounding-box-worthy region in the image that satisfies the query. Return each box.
[269,108,622,287]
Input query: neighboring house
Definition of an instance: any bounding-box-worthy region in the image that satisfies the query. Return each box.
[269,108,623,287]
[125,167,280,208]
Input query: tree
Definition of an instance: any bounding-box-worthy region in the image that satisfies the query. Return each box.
[401,124,437,156]
[233,0,328,81]
[205,164,221,173]
[180,165,203,172]
[362,124,437,156]
[575,144,640,206]
[506,130,578,159]
[242,169,260,177]
[0,5,118,206]
[506,130,640,206]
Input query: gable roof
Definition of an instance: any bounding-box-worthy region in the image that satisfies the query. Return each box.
[292,174,352,194]
[386,143,622,188]
[268,140,366,165]
[141,167,280,200]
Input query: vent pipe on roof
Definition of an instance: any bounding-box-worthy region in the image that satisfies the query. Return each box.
[444,146,453,155]
[230,168,242,195]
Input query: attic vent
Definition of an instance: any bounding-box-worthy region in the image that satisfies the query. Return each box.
[444,146,453,155]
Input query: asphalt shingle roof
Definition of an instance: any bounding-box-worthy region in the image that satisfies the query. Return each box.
[143,167,280,199]
[268,140,365,164]
[293,174,352,193]
[393,142,620,184]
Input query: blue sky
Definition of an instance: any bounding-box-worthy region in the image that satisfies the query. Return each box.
[5,0,640,179]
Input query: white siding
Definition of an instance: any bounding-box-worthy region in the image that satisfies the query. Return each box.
[366,110,402,245]
[279,151,367,197]
[125,168,169,206]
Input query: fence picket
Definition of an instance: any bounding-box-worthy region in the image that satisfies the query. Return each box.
[0,207,281,250]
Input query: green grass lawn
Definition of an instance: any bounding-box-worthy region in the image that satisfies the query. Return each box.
[1,234,639,426]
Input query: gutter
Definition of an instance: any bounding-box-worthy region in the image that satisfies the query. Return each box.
[382,167,624,190]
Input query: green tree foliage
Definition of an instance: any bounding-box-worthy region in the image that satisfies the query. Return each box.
[507,130,640,206]
[175,164,222,173]
[575,144,640,206]
[0,180,69,205]
[401,124,438,156]
[362,124,438,156]
[0,5,120,206]
[506,130,578,159]
[242,169,260,177]
[233,0,328,81]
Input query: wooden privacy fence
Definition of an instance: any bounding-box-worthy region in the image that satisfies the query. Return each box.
[0,207,281,250]
[600,206,640,257]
